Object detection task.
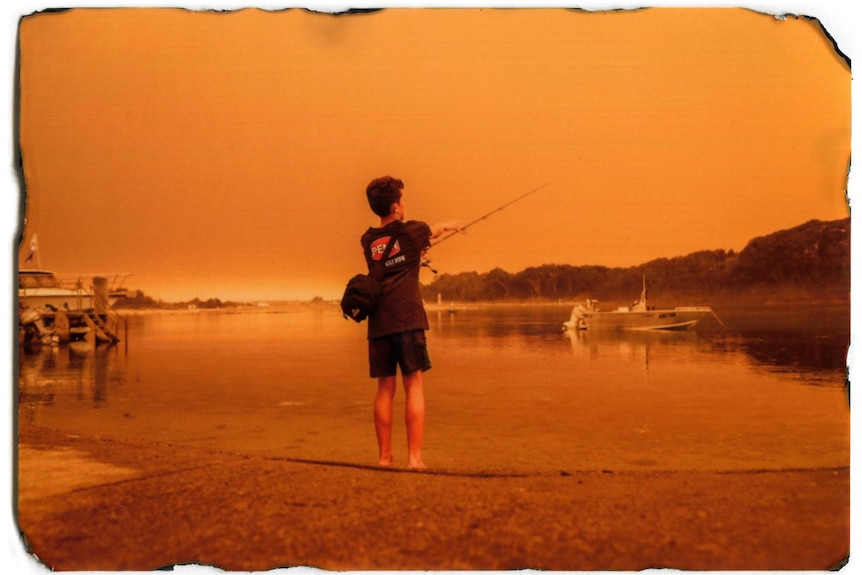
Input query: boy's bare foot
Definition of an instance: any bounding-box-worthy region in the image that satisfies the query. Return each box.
[407,460,426,470]
[378,455,395,467]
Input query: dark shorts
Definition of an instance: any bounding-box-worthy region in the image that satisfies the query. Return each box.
[369,330,432,379]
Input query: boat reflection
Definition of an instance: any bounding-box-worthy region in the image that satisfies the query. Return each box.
[565,327,699,355]
[563,328,703,373]
[18,342,126,424]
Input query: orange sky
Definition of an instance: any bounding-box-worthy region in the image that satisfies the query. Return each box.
[16,7,850,301]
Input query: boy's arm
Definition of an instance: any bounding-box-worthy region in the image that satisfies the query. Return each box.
[422,222,462,269]
[429,221,462,240]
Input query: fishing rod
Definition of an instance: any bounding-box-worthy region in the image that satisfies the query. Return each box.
[431,183,550,248]
[422,183,550,274]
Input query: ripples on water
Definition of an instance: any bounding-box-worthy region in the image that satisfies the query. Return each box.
[18,303,850,473]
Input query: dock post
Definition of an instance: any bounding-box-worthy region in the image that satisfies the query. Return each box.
[55,307,70,344]
[93,277,108,315]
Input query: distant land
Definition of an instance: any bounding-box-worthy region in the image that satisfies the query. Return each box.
[419,218,850,307]
[114,294,255,311]
[115,218,849,309]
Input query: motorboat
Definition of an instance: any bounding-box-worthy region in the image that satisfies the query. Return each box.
[18,269,129,311]
[562,277,714,331]
[18,269,129,346]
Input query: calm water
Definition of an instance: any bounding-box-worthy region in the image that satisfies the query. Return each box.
[17,304,850,474]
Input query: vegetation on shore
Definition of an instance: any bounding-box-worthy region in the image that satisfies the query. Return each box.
[115,218,849,309]
[114,293,330,311]
[420,218,850,306]
[114,294,246,311]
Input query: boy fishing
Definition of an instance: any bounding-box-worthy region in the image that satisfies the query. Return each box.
[361,176,460,469]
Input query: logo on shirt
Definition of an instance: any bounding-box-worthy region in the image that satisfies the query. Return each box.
[370,236,401,261]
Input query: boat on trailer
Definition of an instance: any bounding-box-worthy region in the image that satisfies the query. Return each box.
[562,277,714,331]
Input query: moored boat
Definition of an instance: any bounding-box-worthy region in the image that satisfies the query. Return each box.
[18,269,129,311]
[18,269,129,347]
[562,277,714,331]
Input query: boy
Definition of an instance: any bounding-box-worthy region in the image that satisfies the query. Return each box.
[361,176,459,469]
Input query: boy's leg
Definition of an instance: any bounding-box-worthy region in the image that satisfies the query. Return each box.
[374,375,398,466]
[402,370,426,469]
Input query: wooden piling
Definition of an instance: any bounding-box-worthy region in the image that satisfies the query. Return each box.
[55,308,70,344]
[93,276,108,315]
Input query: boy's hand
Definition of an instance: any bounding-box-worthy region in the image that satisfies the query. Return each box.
[430,221,463,239]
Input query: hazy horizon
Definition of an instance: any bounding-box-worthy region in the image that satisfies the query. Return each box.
[76,214,843,304]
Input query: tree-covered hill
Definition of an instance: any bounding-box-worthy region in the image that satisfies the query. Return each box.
[420,218,850,305]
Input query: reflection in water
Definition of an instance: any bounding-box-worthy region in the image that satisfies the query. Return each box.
[18,342,126,425]
[17,304,849,473]
[432,305,572,348]
[564,329,703,374]
[699,306,849,380]
[426,304,848,472]
[433,304,848,382]
[701,331,848,379]
[565,328,699,355]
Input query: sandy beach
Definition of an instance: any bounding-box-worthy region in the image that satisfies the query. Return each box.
[15,422,849,572]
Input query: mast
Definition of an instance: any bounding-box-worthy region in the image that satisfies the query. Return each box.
[633,274,647,311]
[642,274,647,305]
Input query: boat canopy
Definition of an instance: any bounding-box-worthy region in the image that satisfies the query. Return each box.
[18,270,62,289]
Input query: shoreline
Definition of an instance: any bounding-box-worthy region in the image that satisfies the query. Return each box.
[16,423,850,572]
[113,294,851,315]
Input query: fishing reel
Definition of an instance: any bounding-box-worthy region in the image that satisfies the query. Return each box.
[421,258,438,274]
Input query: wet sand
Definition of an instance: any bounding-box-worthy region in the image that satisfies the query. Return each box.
[16,423,849,572]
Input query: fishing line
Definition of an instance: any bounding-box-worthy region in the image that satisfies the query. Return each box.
[421,183,550,275]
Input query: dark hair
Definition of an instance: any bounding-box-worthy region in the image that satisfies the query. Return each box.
[366,176,403,217]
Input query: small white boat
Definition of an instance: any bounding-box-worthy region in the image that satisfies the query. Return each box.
[562,277,713,331]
